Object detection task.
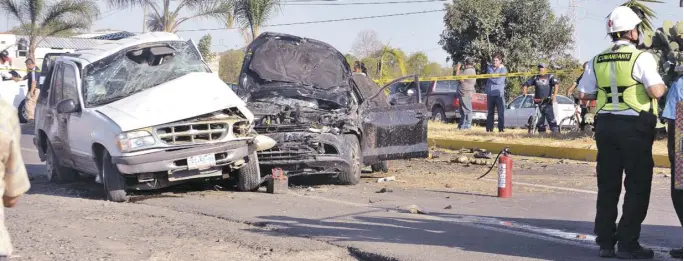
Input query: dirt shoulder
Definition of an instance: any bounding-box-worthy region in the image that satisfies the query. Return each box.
[428,122,668,156]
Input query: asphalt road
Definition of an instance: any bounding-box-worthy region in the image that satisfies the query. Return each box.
[8,125,683,261]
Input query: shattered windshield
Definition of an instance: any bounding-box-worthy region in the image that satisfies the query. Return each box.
[82,41,209,107]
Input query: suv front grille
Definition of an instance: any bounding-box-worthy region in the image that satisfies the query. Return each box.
[155,121,229,145]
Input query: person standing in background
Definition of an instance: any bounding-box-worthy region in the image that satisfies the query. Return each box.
[458,57,476,129]
[485,53,507,132]
[662,74,683,259]
[22,59,40,122]
[0,99,32,261]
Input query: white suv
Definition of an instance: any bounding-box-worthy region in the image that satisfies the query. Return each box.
[33,32,274,202]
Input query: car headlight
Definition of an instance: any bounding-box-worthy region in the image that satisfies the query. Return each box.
[116,130,156,153]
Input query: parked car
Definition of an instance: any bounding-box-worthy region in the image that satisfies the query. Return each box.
[0,71,28,121]
[32,32,274,202]
[503,94,576,129]
[388,79,489,124]
[234,32,429,184]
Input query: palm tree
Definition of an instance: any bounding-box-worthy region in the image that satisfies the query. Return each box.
[621,0,664,33]
[0,0,100,60]
[107,0,234,33]
[232,0,281,43]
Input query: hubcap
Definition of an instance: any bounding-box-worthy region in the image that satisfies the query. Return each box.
[21,105,28,120]
[434,112,443,122]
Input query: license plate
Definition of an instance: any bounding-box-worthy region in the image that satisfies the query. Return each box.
[187,154,216,170]
[473,112,486,120]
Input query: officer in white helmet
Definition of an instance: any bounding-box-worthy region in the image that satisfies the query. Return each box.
[576,5,667,259]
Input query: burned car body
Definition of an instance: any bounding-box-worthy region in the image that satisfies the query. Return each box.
[235,32,429,184]
[33,32,274,202]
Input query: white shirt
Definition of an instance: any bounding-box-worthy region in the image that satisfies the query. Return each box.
[0,63,11,80]
[577,40,664,116]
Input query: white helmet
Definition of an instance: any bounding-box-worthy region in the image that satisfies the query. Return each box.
[606,6,642,34]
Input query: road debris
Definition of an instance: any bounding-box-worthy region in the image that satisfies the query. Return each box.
[407,204,428,214]
[444,205,453,209]
[377,176,396,183]
[445,183,454,188]
[376,188,393,193]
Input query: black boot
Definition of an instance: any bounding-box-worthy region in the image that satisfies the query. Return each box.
[599,248,616,258]
[616,245,654,259]
[670,248,683,259]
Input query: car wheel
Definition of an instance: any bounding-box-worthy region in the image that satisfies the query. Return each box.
[371,161,389,173]
[338,134,361,185]
[101,150,129,202]
[527,115,538,135]
[432,107,446,123]
[17,100,28,124]
[237,151,261,192]
[45,142,77,182]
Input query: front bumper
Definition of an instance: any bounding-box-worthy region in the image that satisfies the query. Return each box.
[257,132,351,176]
[111,140,252,181]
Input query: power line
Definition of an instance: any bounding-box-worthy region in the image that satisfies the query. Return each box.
[174,9,445,32]
[282,0,447,6]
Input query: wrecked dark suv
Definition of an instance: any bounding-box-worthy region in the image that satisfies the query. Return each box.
[235,32,429,184]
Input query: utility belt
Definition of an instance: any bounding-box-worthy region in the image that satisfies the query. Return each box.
[595,110,658,131]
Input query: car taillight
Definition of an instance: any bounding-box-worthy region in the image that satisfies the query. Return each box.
[452,98,459,108]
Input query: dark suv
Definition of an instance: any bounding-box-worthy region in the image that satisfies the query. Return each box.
[234,32,429,184]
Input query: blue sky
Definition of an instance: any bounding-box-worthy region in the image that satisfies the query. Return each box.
[1,0,681,66]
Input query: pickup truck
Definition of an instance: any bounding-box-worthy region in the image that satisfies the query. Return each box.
[32,32,275,202]
[388,79,489,124]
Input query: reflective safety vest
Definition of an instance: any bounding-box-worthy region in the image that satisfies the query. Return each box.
[593,45,658,114]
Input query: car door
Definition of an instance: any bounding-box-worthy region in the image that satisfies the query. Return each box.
[516,95,536,126]
[59,61,97,173]
[360,75,428,164]
[504,95,525,127]
[44,62,72,165]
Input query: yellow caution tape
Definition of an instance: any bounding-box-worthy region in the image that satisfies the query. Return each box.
[373,68,583,84]
[0,67,41,72]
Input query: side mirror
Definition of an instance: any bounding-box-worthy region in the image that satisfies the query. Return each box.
[56,99,79,113]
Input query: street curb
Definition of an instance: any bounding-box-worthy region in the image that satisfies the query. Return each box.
[428,138,670,168]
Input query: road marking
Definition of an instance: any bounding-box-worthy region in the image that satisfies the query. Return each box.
[482,178,598,194]
[22,147,38,153]
[291,191,672,258]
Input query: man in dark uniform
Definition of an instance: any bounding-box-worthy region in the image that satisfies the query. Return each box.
[522,63,560,133]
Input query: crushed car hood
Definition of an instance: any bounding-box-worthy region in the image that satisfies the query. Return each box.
[96,72,252,132]
[240,32,351,93]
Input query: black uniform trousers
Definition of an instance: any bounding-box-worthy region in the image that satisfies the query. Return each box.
[667,119,683,225]
[594,113,656,250]
[536,103,559,132]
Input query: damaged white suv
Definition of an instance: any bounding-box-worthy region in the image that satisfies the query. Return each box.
[33,32,274,202]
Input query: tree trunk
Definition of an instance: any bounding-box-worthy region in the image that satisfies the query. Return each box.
[29,38,37,62]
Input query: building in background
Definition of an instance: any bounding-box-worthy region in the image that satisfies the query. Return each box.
[0,33,111,67]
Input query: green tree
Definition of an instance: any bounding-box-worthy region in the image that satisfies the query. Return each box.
[344,54,357,67]
[198,34,216,62]
[440,0,575,99]
[9,25,78,37]
[0,0,100,61]
[219,49,245,83]
[422,62,443,77]
[106,0,233,33]
[232,0,281,43]
[407,52,428,76]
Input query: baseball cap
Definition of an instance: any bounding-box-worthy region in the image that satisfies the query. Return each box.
[537,63,547,68]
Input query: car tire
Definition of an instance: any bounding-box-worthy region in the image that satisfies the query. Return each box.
[371,161,389,173]
[237,151,261,192]
[45,142,77,182]
[17,100,28,124]
[432,107,447,123]
[338,134,361,185]
[101,150,129,202]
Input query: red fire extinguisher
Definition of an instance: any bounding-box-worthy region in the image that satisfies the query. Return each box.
[476,147,513,198]
[497,148,513,198]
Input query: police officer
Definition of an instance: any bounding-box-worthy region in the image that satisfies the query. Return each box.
[522,63,560,133]
[577,6,667,259]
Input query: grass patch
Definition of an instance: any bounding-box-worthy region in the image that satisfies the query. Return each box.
[427,121,668,156]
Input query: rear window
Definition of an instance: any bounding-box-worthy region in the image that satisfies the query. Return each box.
[434,80,458,92]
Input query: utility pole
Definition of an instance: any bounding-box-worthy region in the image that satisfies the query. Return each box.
[142,4,147,33]
[569,0,580,60]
